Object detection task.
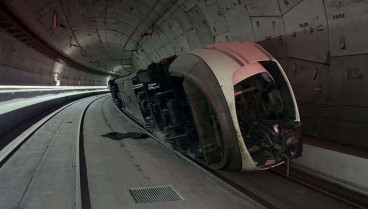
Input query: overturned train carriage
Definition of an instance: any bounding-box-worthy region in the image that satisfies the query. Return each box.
[109,41,302,171]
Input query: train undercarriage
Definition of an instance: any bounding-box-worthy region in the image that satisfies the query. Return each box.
[131,56,225,167]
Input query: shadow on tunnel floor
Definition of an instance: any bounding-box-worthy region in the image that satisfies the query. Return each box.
[101,132,148,140]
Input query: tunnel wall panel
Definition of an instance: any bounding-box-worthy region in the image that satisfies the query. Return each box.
[325,0,368,57]
[217,0,255,42]
[282,0,330,63]
[277,0,303,15]
[154,27,174,57]
[186,6,214,47]
[172,7,201,49]
[160,20,183,54]
[170,18,191,53]
[245,0,281,16]
[214,32,231,43]
[251,17,284,41]
[179,0,197,12]
[199,0,230,37]
[285,59,330,105]
[326,55,368,107]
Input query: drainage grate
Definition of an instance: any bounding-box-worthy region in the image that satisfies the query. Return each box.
[129,186,184,203]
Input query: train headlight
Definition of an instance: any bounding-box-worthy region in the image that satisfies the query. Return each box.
[285,135,298,157]
[282,123,303,158]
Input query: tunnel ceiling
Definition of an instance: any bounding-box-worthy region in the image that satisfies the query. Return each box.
[1,0,368,83]
[1,0,179,75]
[0,0,335,76]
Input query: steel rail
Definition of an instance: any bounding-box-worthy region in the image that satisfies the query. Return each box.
[76,95,108,209]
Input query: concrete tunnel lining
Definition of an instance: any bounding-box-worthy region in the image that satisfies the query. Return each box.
[0,0,367,196]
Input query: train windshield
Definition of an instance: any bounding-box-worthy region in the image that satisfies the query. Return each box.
[234,61,297,168]
[234,72,286,121]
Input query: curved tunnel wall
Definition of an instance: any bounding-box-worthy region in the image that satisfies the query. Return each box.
[0,29,107,86]
[0,0,367,148]
[131,0,368,149]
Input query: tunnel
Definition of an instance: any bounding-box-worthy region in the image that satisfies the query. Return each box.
[0,0,367,208]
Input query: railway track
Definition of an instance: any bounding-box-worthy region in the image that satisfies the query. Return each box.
[269,165,368,208]
[113,103,368,209]
[0,95,107,209]
[77,96,104,209]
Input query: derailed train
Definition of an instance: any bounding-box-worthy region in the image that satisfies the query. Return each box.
[108,41,302,171]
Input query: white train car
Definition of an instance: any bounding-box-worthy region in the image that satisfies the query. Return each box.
[109,41,302,171]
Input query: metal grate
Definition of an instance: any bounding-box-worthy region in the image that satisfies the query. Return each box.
[129,186,184,203]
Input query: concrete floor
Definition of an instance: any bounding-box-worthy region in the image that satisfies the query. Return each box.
[0,96,99,209]
[84,97,357,209]
[83,96,262,209]
[0,96,359,209]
